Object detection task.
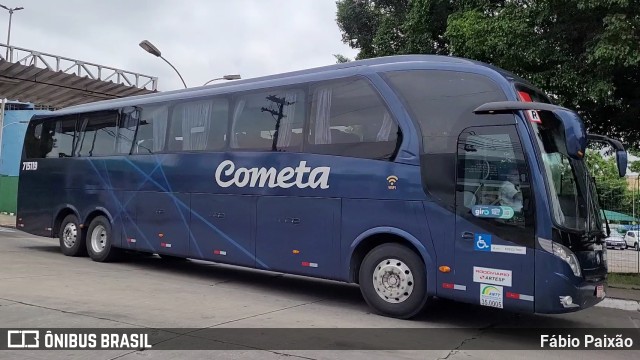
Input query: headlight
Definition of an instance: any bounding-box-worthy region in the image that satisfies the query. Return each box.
[539,238,582,277]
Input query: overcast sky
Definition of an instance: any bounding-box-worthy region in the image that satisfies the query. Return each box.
[1,0,359,91]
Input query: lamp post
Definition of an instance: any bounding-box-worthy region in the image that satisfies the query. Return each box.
[139,40,187,89]
[0,4,23,59]
[203,74,241,86]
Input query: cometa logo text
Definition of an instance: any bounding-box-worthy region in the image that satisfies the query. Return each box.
[215,160,330,189]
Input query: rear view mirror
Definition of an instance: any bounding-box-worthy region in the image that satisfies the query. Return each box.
[587,134,627,177]
[616,150,628,177]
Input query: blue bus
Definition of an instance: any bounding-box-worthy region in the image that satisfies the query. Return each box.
[17,55,627,318]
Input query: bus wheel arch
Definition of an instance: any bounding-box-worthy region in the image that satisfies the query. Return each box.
[83,208,114,228]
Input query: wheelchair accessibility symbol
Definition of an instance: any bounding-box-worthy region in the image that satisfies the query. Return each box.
[474,234,492,252]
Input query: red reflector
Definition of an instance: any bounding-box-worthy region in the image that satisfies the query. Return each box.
[442,283,455,289]
[506,292,519,299]
[518,91,532,102]
[301,261,310,267]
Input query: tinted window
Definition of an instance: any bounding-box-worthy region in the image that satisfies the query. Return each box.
[456,125,535,246]
[135,104,169,154]
[230,88,305,151]
[24,121,46,159]
[76,111,118,157]
[384,70,508,154]
[306,77,399,160]
[384,70,511,207]
[36,116,76,158]
[167,98,229,152]
[117,107,139,154]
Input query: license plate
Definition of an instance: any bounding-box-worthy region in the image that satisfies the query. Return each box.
[596,285,605,298]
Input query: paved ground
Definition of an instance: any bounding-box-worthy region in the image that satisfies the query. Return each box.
[0,229,639,359]
[0,214,15,228]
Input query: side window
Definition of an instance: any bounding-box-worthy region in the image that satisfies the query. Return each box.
[135,104,169,154]
[230,88,305,151]
[167,97,229,152]
[456,125,534,245]
[76,111,118,157]
[117,107,139,155]
[24,121,46,158]
[44,117,76,158]
[307,77,399,160]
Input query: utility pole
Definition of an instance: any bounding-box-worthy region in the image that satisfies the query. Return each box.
[261,95,294,151]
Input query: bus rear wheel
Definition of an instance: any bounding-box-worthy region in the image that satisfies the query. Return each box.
[59,214,86,257]
[358,243,428,319]
[86,216,119,262]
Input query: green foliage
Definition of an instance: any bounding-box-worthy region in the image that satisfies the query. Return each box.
[335,0,640,145]
[586,151,633,215]
[333,54,352,63]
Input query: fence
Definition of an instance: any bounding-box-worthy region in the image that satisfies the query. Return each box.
[607,247,640,273]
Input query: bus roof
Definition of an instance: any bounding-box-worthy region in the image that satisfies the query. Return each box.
[52,55,526,116]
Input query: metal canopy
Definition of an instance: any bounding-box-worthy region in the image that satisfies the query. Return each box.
[0,43,158,108]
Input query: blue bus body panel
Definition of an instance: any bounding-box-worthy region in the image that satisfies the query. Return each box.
[190,194,256,267]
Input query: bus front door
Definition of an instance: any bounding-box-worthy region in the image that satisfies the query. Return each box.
[453,125,535,312]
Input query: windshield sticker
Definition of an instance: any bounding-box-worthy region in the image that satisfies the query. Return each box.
[491,245,526,255]
[480,284,504,308]
[472,205,514,219]
[525,110,542,123]
[215,160,330,189]
[473,266,512,287]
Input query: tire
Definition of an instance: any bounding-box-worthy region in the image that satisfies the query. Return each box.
[58,214,86,257]
[358,243,428,319]
[86,216,119,262]
[636,242,639,251]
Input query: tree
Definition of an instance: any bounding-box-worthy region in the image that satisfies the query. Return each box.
[586,151,633,215]
[333,54,352,63]
[336,0,640,146]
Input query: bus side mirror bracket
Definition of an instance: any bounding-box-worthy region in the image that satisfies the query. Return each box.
[587,133,627,177]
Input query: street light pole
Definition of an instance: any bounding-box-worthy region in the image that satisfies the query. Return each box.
[0,4,23,58]
[203,74,241,86]
[139,40,187,89]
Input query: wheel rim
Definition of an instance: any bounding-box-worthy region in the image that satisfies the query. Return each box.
[90,225,107,253]
[372,258,414,304]
[62,223,77,248]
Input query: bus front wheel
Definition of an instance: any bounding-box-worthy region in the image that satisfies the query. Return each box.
[86,216,119,262]
[59,214,86,257]
[358,243,428,319]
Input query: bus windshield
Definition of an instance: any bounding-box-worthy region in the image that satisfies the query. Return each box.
[531,121,602,234]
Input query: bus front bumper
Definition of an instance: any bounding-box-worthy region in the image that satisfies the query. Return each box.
[535,271,606,314]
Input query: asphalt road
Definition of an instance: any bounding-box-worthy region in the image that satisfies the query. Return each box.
[0,228,638,359]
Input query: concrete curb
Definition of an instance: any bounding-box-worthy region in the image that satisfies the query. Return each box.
[596,298,640,312]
